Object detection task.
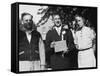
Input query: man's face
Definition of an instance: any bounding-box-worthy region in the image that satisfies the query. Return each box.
[22,14,33,31]
[75,16,84,28]
[53,15,62,27]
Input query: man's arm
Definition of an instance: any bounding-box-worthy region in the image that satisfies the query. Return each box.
[45,31,54,53]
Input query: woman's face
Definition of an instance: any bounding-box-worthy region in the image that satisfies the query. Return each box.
[75,16,84,28]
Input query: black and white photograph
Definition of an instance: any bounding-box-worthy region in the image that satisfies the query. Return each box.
[11,2,97,73]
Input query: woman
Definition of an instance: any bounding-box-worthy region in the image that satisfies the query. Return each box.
[74,14,96,68]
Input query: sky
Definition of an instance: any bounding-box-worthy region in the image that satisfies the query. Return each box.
[19,5,48,24]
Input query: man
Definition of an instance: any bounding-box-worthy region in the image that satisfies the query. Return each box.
[45,13,77,70]
[19,13,45,71]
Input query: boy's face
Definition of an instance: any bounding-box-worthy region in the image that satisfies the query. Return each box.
[53,15,62,27]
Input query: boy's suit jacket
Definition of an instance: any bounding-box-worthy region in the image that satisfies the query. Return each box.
[45,26,77,69]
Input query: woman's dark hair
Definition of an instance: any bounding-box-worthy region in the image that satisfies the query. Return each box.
[75,14,86,25]
[75,14,91,27]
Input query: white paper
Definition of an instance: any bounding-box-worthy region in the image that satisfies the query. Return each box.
[54,40,68,52]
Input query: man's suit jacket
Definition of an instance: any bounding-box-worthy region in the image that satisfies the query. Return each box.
[19,30,41,61]
[45,26,77,69]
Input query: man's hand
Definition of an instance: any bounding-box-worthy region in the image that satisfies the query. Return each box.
[63,49,68,53]
[50,41,55,48]
[62,49,69,57]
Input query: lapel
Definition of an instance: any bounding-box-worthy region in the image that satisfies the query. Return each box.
[28,31,36,44]
[25,30,36,44]
[23,33,31,45]
[24,31,33,45]
[53,27,63,41]
[53,28,60,37]
[60,26,64,36]
[19,30,30,45]
[54,26,63,36]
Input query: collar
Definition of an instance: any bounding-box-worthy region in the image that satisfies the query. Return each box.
[54,26,62,31]
[25,30,33,35]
